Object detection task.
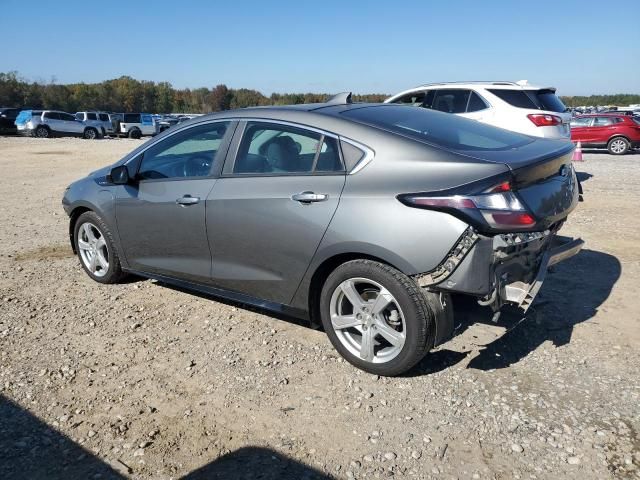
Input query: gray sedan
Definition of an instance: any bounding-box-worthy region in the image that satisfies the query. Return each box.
[62,94,583,376]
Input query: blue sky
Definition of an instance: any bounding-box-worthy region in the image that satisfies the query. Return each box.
[2,0,639,96]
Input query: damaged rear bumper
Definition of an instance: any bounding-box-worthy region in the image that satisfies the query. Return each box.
[416,228,584,312]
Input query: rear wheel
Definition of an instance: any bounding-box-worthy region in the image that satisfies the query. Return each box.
[129,128,141,139]
[84,128,98,140]
[35,126,49,138]
[320,259,437,376]
[608,137,629,155]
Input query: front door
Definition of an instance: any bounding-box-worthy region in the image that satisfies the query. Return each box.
[115,121,233,282]
[207,121,346,305]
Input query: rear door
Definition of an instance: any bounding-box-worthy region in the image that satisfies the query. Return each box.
[43,111,64,132]
[206,120,346,304]
[569,116,594,143]
[115,121,234,282]
[589,116,618,145]
[60,112,84,134]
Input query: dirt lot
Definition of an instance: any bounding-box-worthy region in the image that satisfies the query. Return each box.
[0,136,638,480]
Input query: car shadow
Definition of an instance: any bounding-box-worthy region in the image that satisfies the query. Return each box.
[0,394,331,479]
[407,248,621,375]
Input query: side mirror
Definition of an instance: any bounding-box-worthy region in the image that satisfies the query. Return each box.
[107,165,130,185]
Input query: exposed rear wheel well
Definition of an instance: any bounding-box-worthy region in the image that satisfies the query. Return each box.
[68,207,91,252]
[307,253,404,326]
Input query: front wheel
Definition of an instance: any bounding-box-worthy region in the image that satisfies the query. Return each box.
[320,259,437,376]
[74,211,126,284]
[608,137,630,155]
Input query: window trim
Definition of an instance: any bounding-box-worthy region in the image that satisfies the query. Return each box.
[222,119,348,178]
[128,119,237,183]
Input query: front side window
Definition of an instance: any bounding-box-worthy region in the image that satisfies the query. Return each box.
[432,89,471,114]
[233,122,342,174]
[392,92,426,106]
[570,117,593,128]
[137,122,230,180]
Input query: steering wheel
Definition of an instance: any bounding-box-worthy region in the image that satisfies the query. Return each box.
[183,154,212,177]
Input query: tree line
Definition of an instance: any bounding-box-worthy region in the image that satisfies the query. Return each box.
[1,71,638,113]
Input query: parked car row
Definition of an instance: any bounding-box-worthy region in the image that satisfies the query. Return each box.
[1,108,160,139]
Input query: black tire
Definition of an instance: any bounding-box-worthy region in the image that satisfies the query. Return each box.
[74,211,126,284]
[34,125,49,138]
[607,137,630,155]
[113,120,121,137]
[128,128,141,139]
[319,259,438,376]
[83,128,98,140]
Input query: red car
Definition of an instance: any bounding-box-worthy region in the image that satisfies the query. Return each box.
[570,113,640,155]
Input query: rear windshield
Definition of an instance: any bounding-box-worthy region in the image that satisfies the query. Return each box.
[488,88,567,113]
[341,105,532,152]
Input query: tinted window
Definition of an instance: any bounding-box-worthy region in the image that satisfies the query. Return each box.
[59,113,76,121]
[138,122,230,180]
[570,117,593,128]
[98,113,109,121]
[340,140,365,171]
[234,122,342,174]
[342,105,532,152]
[44,112,60,120]
[594,117,614,126]
[87,112,97,120]
[75,113,84,121]
[432,89,471,114]
[3,108,19,119]
[633,117,640,126]
[124,114,140,123]
[392,92,425,106]
[534,90,567,113]
[488,89,538,109]
[467,92,488,112]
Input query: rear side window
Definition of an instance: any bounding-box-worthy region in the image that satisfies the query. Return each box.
[75,113,84,121]
[488,89,538,109]
[60,113,75,121]
[342,105,532,152]
[98,113,109,121]
[44,112,59,120]
[432,89,470,114]
[124,114,140,123]
[570,117,593,128]
[87,112,97,120]
[233,122,342,175]
[467,92,489,112]
[594,117,614,126]
[534,90,567,113]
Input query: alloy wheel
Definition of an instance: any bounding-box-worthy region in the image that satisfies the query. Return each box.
[77,222,109,277]
[610,139,627,154]
[329,277,406,363]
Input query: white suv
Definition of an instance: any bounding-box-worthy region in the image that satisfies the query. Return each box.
[385,81,571,139]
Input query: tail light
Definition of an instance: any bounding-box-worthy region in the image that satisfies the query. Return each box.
[527,114,562,127]
[398,181,536,232]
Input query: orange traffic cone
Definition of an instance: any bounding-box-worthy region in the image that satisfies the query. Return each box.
[572,141,583,162]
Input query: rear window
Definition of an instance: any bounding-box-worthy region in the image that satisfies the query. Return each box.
[98,113,109,121]
[534,90,566,113]
[87,112,97,120]
[124,113,140,123]
[342,105,532,152]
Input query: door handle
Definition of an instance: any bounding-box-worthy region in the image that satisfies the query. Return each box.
[291,191,329,203]
[176,195,200,206]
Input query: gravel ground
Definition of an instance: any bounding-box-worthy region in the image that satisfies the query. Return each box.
[0,137,638,480]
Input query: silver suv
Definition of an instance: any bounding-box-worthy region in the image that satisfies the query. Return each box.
[16,110,101,139]
[75,112,114,137]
